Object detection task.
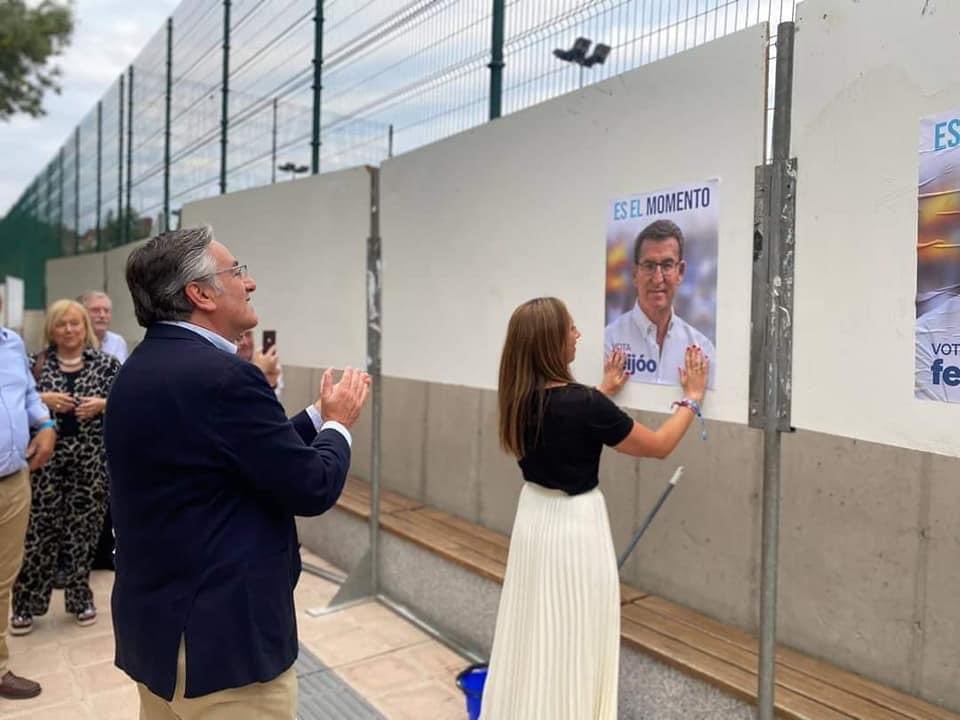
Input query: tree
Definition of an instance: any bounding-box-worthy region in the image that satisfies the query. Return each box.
[0,1,73,121]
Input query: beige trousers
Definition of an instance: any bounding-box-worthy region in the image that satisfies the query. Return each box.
[0,468,31,676]
[137,639,298,720]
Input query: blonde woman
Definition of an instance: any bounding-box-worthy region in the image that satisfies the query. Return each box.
[480,297,708,720]
[10,300,120,634]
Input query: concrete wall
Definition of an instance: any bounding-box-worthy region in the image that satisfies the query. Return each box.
[282,367,960,710]
[298,504,757,720]
[21,310,46,353]
[45,253,105,307]
[105,239,147,347]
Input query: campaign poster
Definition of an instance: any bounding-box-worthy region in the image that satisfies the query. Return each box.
[916,109,960,402]
[604,180,718,388]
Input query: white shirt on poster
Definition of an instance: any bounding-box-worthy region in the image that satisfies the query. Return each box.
[604,303,716,388]
[100,330,128,363]
[915,295,960,402]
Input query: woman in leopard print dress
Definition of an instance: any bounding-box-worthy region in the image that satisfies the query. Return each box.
[10,299,120,633]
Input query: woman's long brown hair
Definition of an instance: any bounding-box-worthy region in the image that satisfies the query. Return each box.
[498,297,574,458]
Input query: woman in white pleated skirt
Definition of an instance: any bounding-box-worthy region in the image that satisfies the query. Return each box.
[481,297,708,720]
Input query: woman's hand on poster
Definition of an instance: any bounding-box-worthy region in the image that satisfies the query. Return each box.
[679,345,708,403]
[600,348,629,397]
[42,392,76,414]
[74,396,106,421]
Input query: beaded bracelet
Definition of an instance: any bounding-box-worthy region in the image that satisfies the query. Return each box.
[672,398,707,441]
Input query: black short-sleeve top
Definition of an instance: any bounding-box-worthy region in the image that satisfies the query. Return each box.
[518,383,634,496]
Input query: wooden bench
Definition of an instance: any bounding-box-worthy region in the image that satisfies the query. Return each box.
[335,477,645,603]
[335,477,958,720]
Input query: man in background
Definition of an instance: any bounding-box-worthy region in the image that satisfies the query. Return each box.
[0,299,56,699]
[78,290,125,571]
[79,291,127,363]
[237,328,284,399]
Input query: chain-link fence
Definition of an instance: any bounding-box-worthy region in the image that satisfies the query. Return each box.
[0,0,795,309]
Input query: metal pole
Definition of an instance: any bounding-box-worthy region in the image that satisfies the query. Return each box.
[271,98,278,184]
[117,73,124,248]
[73,127,79,253]
[757,22,795,720]
[310,0,324,174]
[387,124,393,159]
[164,17,173,232]
[220,0,231,194]
[96,101,102,251]
[488,0,505,119]
[367,167,382,595]
[126,65,134,243]
[302,562,346,585]
[617,467,683,569]
[57,147,64,252]
[46,160,53,250]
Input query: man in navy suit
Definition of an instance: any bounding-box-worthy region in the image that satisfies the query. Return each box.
[105,226,369,719]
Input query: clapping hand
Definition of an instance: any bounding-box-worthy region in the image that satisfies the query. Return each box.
[318,367,371,428]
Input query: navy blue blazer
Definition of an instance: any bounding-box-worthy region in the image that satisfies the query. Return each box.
[105,323,351,700]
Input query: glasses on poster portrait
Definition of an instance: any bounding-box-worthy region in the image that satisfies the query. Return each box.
[637,259,680,277]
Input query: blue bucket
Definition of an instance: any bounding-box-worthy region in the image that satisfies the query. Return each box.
[456,663,488,720]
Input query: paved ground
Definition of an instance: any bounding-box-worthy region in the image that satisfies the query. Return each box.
[0,549,470,719]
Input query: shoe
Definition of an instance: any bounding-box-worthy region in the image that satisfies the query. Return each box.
[9,615,32,636]
[0,671,41,699]
[75,605,96,627]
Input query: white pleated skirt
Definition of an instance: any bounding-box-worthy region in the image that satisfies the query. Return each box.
[479,482,620,720]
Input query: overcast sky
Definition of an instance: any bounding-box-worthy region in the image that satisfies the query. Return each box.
[0,0,180,214]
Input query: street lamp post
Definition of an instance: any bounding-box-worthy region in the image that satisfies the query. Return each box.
[553,37,611,89]
[271,99,278,184]
[277,162,309,182]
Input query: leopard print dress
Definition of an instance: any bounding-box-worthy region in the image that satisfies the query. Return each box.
[12,346,120,617]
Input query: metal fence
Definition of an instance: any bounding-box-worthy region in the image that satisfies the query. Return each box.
[0,0,795,309]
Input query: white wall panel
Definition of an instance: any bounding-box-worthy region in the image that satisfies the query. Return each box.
[45,254,105,308]
[792,0,960,456]
[181,167,371,369]
[105,239,147,347]
[381,26,768,424]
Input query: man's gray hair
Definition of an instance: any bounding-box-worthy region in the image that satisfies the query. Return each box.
[78,290,111,306]
[125,226,221,327]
